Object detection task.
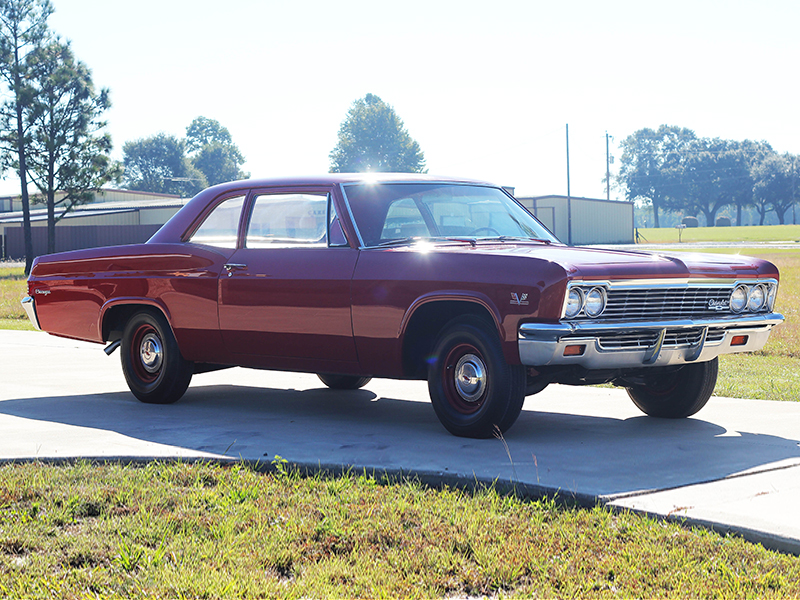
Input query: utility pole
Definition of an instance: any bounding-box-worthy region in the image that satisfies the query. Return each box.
[566,124,572,245]
[605,131,611,201]
[793,155,797,225]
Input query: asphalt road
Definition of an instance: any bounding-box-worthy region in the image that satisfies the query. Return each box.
[2,329,799,554]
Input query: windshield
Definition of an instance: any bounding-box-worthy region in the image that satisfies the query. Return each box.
[342,183,559,247]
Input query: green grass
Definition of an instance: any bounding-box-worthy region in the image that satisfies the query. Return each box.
[637,223,800,244]
[0,318,34,331]
[717,354,800,401]
[0,461,798,598]
[0,266,26,322]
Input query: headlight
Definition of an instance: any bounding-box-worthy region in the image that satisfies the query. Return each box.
[767,283,778,311]
[584,287,607,318]
[565,288,584,318]
[729,284,748,313]
[747,284,766,312]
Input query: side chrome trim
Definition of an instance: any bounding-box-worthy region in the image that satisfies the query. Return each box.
[518,313,784,370]
[338,183,366,249]
[21,296,41,331]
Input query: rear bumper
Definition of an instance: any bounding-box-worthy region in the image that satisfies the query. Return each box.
[21,296,41,331]
[518,313,784,369]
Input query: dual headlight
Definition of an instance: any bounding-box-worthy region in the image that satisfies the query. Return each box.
[563,280,777,319]
[729,282,778,313]
[565,286,607,319]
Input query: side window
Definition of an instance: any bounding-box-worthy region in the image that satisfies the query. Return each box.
[246,193,327,247]
[188,195,245,248]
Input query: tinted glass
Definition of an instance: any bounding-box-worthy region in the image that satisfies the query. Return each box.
[246,193,327,247]
[343,183,558,247]
[188,195,245,248]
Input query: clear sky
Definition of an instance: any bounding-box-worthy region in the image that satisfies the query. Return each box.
[2,0,798,199]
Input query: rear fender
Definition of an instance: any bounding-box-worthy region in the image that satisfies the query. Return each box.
[99,297,173,342]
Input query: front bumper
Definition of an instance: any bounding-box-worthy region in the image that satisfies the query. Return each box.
[21,296,41,331]
[518,313,784,369]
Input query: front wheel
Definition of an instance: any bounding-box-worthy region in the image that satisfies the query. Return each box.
[427,317,526,438]
[626,358,718,418]
[121,310,193,404]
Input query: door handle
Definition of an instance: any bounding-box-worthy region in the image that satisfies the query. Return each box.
[223,263,247,277]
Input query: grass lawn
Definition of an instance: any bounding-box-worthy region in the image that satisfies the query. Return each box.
[0,266,26,323]
[636,223,800,244]
[1,461,798,598]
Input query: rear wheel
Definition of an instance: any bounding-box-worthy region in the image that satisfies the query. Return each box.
[626,358,718,418]
[317,373,372,390]
[427,316,526,438]
[121,310,193,404]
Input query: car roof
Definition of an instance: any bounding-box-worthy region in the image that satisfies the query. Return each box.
[204,173,496,191]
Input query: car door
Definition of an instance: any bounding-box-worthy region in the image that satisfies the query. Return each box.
[218,189,359,366]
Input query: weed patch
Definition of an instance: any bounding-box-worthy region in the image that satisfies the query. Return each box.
[0,462,798,597]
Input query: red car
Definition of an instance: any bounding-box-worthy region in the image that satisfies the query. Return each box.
[22,174,784,438]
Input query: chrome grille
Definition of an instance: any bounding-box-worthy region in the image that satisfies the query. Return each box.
[600,287,732,320]
[595,327,727,350]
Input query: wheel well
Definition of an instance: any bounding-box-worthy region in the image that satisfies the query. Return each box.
[102,304,166,343]
[401,301,497,378]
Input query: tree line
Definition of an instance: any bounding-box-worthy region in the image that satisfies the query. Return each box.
[618,125,798,228]
[0,0,115,272]
[121,117,248,198]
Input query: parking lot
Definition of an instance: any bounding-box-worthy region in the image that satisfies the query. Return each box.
[2,329,799,554]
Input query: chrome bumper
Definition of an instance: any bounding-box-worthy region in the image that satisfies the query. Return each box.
[21,296,41,331]
[518,313,784,369]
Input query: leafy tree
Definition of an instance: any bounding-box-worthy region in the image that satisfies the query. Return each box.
[185,115,232,151]
[751,152,797,225]
[329,93,426,173]
[24,39,119,254]
[121,133,206,196]
[680,138,757,227]
[185,116,247,185]
[617,125,695,228]
[0,0,52,273]
[191,142,247,186]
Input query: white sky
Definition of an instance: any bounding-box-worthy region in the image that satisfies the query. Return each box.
[2,0,798,199]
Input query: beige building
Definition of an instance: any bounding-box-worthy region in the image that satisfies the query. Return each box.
[0,189,186,259]
[517,195,634,245]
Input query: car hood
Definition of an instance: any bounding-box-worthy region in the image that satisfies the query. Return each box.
[388,242,779,280]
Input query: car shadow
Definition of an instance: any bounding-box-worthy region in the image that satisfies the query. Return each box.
[0,382,798,498]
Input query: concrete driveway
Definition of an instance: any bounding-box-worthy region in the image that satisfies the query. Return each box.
[2,329,799,554]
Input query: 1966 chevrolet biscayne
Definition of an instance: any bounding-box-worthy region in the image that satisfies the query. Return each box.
[22,174,784,438]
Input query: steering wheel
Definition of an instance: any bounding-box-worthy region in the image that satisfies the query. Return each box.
[469,227,501,237]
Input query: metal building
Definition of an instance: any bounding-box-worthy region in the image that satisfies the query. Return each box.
[0,189,186,259]
[516,195,634,245]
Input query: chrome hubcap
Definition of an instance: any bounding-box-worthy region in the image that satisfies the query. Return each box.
[139,333,163,373]
[454,354,486,403]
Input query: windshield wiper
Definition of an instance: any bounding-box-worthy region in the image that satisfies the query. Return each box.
[375,237,421,247]
[375,236,481,248]
[479,236,552,244]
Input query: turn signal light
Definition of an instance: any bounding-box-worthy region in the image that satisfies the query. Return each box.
[730,335,748,346]
[564,345,586,356]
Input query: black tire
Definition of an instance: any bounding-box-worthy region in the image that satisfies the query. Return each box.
[626,358,718,418]
[427,316,526,438]
[121,310,193,404]
[317,373,372,390]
